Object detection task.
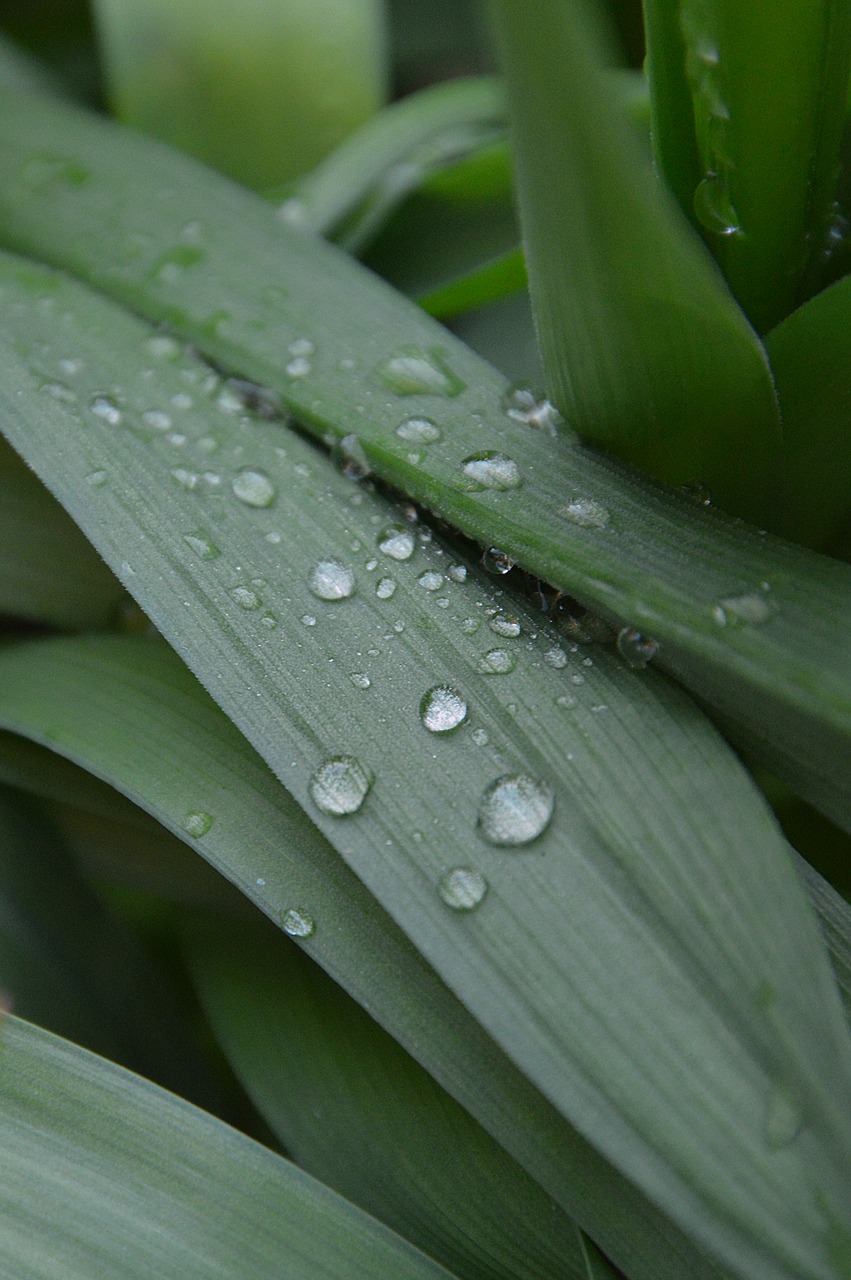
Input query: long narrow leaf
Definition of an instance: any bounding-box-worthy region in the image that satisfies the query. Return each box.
[0,93,842,821]
[0,1016,459,1280]
[0,265,848,1278]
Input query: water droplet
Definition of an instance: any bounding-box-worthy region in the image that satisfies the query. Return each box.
[86,469,107,488]
[230,586,261,610]
[260,612,278,629]
[233,467,276,508]
[301,614,317,626]
[420,686,467,733]
[286,355,312,378]
[477,774,555,846]
[90,394,122,426]
[561,498,610,528]
[42,381,76,404]
[489,614,521,638]
[226,377,283,419]
[308,557,356,601]
[555,692,578,708]
[694,171,741,237]
[482,547,515,575]
[501,383,565,435]
[447,563,467,583]
[142,408,172,431]
[764,1086,803,1150]
[418,570,444,591]
[183,531,220,560]
[170,391,193,412]
[281,908,316,938]
[543,646,568,669]
[379,346,466,397]
[471,727,489,746]
[183,811,213,838]
[332,433,371,480]
[616,627,659,669]
[349,672,371,689]
[288,337,315,358]
[146,333,180,359]
[378,525,416,561]
[479,648,516,675]
[309,756,372,816]
[713,593,772,625]
[396,416,442,444]
[461,452,522,491]
[58,357,83,377]
[461,618,480,635]
[375,577,397,599]
[438,867,488,911]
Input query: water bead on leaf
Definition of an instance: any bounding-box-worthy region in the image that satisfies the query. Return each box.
[308,557,356,601]
[616,627,659,670]
[378,346,466,396]
[309,756,373,816]
[377,525,416,561]
[396,416,442,444]
[438,867,488,911]
[461,452,522,491]
[477,774,555,846]
[501,383,565,435]
[281,908,316,938]
[420,686,468,733]
[232,467,276,508]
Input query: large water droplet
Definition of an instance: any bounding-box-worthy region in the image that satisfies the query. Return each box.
[616,627,659,669]
[477,774,555,846]
[396,416,442,444]
[378,346,466,397]
[438,867,488,912]
[183,811,213,838]
[331,433,371,480]
[420,686,467,733]
[478,648,516,675]
[417,570,444,592]
[489,613,521,638]
[543,646,568,669]
[310,756,372,816]
[378,525,416,561]
[232,467,276,508]
[375,577,397,599]
[501,383,565,436]
[308,557,356,601]
[183,531,220,560]
[230,586,261,610]
[561,497,610,528]
[694,172,741,237]
[461,452,522,491]
[281,908,316,938]
[713,592,772,626]
[482,547,514,575]
[764,1086,803,1150]
[90,394,122,426]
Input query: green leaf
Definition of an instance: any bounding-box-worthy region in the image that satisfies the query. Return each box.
[488,0,781,520]
[0,633,733,1280]
[0,266,849,1278]
[0,92,839,821]
[185,914,590,1280]
[92,0,389,190]
[0,1015,460,1280]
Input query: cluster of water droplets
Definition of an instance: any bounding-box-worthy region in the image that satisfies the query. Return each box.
[681,16,741,238]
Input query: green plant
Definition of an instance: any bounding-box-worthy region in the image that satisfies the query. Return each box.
[0,2,849,1278]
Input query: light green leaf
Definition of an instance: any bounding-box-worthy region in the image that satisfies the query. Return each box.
[0,1015,460,1280]
[186,914,590,1280]
[489,0,781,520]
[0,93,840,820]
[0,264,849,1279]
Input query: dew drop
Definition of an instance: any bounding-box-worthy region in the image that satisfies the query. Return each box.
[378,525,416,561]
[146,333,180,359]
[477,774,555,846]
[420,686,467,733]
[396,416,442,444]
[286,355,312,378]
[378,346,466,397]
[42,381,76,404]
[694,171,741,237]
[482,547,515,575]
[556,692,578,709]
[308,557,356,601]
[142,408,172,431]
[461,618,480,635]
[461,451,522,491]
[301,614,317,627]
[764,1086,804,1150]
[561,497,610,528]
[309,756,372,816]
[418,570,444,592]
[349,672,371,689]
[183,531,220,560]
[713,592,772,626]
[501,383,565,435]
[332,433,371,480]
[230,586,261,610]
[543,646,568,669]
[170,391,193,411]
[90,394,122,426]
[616,627,659,669]
[59,357,83,377]
[471,727,489,746]
[86,469,107,488]
[183,811,213,838]
[479,648,516,675]
[447,563,467,583]
[489,613,521,638]
[171,467,199,490]
[288,337,315,358]
[232,467,276,508]
[281,908,316,938]
[438,867,488,911]
[375,576,397,599]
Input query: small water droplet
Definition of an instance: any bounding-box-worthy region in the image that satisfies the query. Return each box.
[230,586,261,610]
[58,357,83,377]
[90,394,122,426]
[713,593,772,625]
[477,774,555,846]
[183,811,213,838]
[616,627,659,669]
[420,686,467,733]
[379,346,466,397]
[482,547,515,575]
[308,557,356,601]
[471,727,489,746]
[332,433,371,480]
[142,408,172,431]
[260,612,278,629]
[447,563,467,583]
[418,570,444,592]
[438,867,488,911]
[146,333,181,359]
[233,467,276,508]
[349,672,371,689]
[286,355,312,377]
[543,646,568,669]
[556,692,578,708]
[86,469,107,488]
[396,416,442,444]
[375,577,397,599]
[764,1086,804,1150]
[42,381,76,404]
[561,498,610,528]
[183,531,220,560]
[301,614,317,627]
[170,391,194,411]
[288,337,315,358]
[489,614,521,638]
[461,452,522,491]
[281,908,316,938]
[461,618,481,635]
[378,525,416,561]
[694,171,741,237]
[502,383,565,435]
[479,648,516,675]
[310,756,372,816]
[171,467,199,490]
